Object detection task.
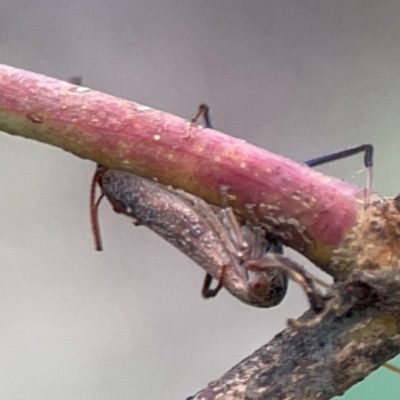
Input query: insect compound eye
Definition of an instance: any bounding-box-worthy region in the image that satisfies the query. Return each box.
[247,275,271,302]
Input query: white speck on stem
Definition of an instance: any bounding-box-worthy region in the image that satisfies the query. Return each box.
[137,105,152,111]
[75,86,90,93]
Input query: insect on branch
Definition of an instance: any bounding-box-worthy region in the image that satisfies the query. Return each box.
[0,65,368,276]
[1,66,400,399]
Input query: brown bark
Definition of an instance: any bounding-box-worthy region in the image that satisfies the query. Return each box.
[190,306,400,400]
[1,64,400,399]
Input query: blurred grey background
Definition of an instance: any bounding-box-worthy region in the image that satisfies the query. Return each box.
[1,1,400,399]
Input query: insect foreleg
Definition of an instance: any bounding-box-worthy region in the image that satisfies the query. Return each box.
[201,266,227,298]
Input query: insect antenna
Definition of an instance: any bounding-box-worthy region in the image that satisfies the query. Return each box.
[304,144,373,208]
[191,104,212,128]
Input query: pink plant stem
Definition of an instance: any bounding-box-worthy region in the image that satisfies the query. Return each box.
[0,64,365,273]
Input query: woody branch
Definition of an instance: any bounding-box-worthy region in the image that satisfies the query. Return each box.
[1,64,400,399]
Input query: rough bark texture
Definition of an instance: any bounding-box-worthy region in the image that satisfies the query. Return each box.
[189,263,400,399]
[190,308,400,400]
[1,65,400,399]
